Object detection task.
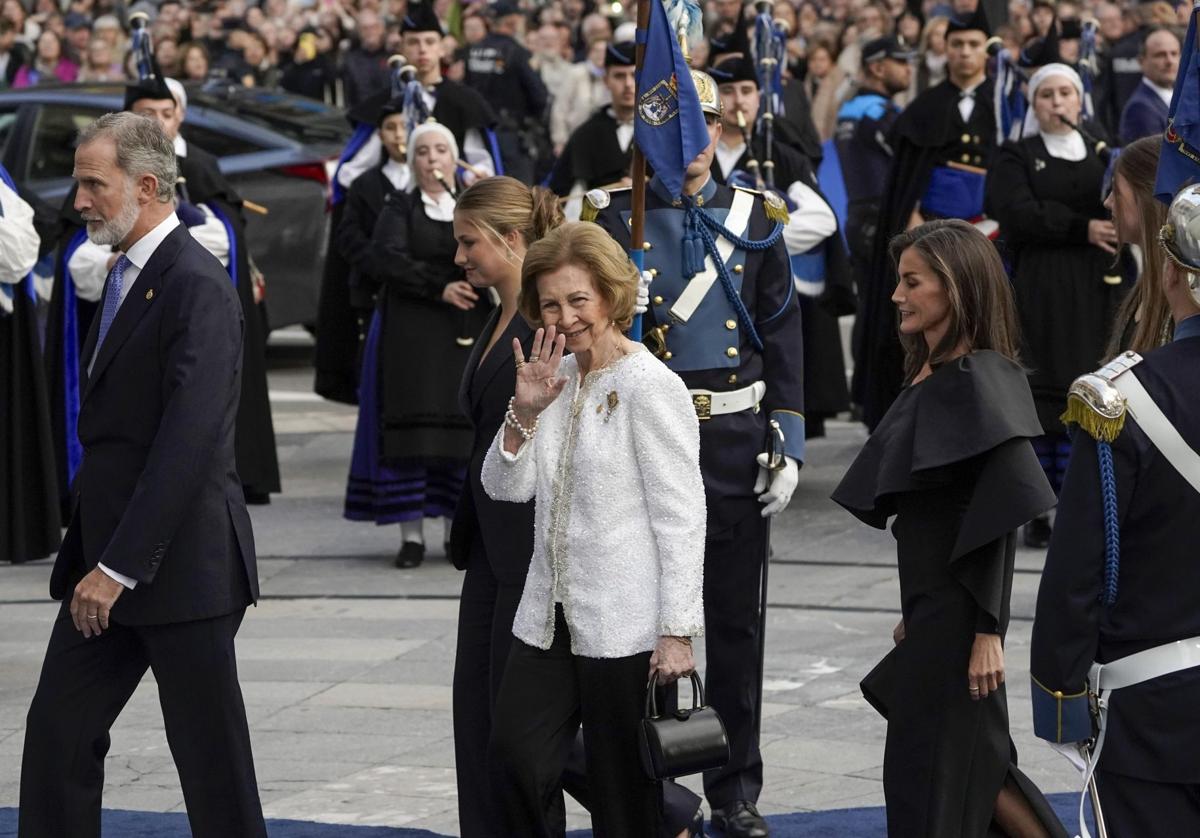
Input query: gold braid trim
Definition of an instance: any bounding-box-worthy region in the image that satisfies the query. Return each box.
[1060,392,1126,443]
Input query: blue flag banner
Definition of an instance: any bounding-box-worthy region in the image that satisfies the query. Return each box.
[1156,1,1200,204]
[634,0,709,200]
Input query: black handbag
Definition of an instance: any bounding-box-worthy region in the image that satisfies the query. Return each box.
[638,672,729,780]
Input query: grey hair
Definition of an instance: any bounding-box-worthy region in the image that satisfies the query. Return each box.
[77,112,177,204]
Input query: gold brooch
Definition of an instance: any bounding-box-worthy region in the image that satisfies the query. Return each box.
[602,390,619,422]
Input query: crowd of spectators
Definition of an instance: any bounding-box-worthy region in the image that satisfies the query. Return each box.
[0,0,1190,154]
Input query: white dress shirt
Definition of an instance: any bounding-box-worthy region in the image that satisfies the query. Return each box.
[0,178,40,302]
[419,187,456,222]
[1143,76,1174,108]
[90,211,182,592]
[482,349,706,658]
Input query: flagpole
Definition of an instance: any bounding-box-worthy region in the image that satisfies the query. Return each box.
[628,0,653,341]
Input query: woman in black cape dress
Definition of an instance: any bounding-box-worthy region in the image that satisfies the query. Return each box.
[834,350,1066,836]
[833,217,1066,836]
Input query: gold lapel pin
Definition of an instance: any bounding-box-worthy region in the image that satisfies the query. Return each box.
[145,289,154,301]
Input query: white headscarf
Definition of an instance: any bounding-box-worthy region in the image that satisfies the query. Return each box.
[1022,63,1086,154]
[406,121,460,169]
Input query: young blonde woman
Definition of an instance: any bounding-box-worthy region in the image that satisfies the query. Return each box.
[449,176,563,836]
[834,220,1067,838]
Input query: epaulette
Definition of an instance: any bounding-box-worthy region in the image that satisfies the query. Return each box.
[733,184,791,226]
[1060,351,1144,443]
[580,186,630,223]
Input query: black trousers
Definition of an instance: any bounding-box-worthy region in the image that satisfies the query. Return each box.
[702,501,768,807]
[19,605,266,838]
[1095,769,1200,837]
[452,545,527,837]
[489,606,662,838]
[453,551,701,837]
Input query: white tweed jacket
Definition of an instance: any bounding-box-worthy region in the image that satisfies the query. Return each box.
[482,348,706,658]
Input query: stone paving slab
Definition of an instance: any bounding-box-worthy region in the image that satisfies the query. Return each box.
[0,340,1081,833]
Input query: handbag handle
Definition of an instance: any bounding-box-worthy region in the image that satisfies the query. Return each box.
[645,671,705,719]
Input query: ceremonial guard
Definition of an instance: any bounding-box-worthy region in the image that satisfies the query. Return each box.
[1,162,60,564]
[1031,186,1200,837]
[546,41,637,203]
[708,47,850,437]
[856,6,996,429]
[590,70,803,838]
[345,119,491,568]
[315,0,497,403]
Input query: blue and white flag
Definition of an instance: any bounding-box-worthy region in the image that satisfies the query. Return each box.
[634,0,709,199]
[1156,1,1200,203]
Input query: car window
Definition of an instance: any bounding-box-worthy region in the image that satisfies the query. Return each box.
[179,122,265,158]
[0,108,16,159]
[29,105,105,182]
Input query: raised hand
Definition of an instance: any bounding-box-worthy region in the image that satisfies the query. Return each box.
[512,325,568,425]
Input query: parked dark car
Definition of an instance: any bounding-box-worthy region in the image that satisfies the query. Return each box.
[0,81,350,331]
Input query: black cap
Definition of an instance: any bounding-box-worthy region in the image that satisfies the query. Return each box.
[488,0,521,19]
[604,40,635,68]
[64,12,91,30]
[861,35,917,65]
[124,75,173,110]
[402,1,443,34]
[709,6,750,64]
[1019,24,1060,67]
[709,54,756,84]
[1060,18,1083,38]
[946,5,990,37]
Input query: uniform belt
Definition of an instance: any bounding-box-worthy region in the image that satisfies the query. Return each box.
[1072,636,1200,838]
[688,381,766,420]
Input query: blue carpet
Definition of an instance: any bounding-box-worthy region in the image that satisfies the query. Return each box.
[0,794,1089,836]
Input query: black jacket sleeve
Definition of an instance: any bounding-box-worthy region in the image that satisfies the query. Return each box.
[371,192,461,301]
[985,142,1093,246]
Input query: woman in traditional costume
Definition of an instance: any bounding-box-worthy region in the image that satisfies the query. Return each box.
[985,63,1129,546]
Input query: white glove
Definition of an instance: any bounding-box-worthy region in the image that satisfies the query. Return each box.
[1048,741,1089,776]
[754,454,799,517]
[634,269,653,315]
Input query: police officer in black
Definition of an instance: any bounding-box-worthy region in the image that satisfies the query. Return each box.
[547,41,636,200]
[1030,185,1200,837]
[589,69,804,838]
[465,1,549,184]
[834,36,910,278]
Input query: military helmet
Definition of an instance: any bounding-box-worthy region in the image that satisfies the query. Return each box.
[690,69,723,118]
[1160,184,1200,304]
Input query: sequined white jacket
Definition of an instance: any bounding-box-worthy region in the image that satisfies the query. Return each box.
[482,349,706,658]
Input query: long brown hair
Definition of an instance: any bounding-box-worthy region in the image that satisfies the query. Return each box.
[1106,136,1173,356]
[888,219,1022,382]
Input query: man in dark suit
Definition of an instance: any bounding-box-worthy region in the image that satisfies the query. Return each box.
[1118,27,1179,145]
[18,112,266,838]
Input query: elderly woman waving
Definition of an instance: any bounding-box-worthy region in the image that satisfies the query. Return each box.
[482,221,706,837]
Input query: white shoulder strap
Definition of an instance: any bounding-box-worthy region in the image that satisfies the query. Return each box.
[1113,369,1200,494]
[669,188,756,324]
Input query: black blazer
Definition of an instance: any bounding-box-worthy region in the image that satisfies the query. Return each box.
[449,308,535,586]
[49,223,259,625]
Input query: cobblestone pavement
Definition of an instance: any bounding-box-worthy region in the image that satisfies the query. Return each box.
[0,331,1079,833]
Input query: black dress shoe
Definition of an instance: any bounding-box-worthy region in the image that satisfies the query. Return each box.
[711,801,768,837]
[394,541,425,569]
[243,489,271,505]
[1023,514,1052,549]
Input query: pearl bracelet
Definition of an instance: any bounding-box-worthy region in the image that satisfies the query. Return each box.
[505,396,538,441]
